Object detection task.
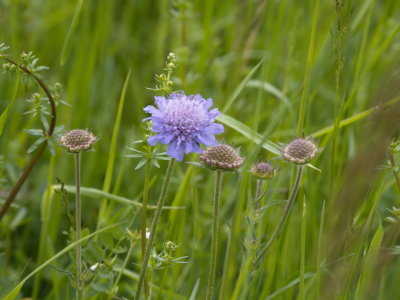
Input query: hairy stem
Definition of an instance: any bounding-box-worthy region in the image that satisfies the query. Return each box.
[0,57,57,220]
[75,152,82,300]
[253,165,303,267]
[141,160,151,299]
[135,159,175,300]
[206,170,223,300]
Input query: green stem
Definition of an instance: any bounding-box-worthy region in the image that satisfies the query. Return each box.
[75,152,82,300]
[253,165,303,267]
[206,170,223,300]
[141,160,151,299]
[135,159,176,300]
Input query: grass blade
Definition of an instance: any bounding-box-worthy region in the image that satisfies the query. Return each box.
[222,59,264,113]
[216,113,280,155]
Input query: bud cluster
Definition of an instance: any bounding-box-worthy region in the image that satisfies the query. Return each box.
[250,162,276,179]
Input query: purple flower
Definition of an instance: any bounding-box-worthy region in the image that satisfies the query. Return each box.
[144,92,224,161]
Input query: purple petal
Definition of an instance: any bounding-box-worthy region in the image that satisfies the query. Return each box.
[156,133,174,144]
[204,98,213,109]
[206,123,224,134]
[148,135,160,146]
[195,133,218,146]
[184,141,202,154]
[166,141,185,161]
[143,105,158,114]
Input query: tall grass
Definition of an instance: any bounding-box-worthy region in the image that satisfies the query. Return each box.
[1,0,400,299]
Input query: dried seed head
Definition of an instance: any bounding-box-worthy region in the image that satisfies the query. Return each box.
[250,162,276,179]
[282,138,318,164]
[60,129,97,153]
[200,144,243,171]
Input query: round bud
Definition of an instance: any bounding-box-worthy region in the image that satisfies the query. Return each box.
[200,144,243,171]
[250,162,276,180]
[60,129,97,153]
[282,138,318,164]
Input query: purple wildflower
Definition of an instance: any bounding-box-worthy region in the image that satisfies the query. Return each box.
[144,92,224,161]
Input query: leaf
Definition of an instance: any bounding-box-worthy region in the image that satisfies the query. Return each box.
[52,184,185,210]
[102,69,131,193]
[264,272,314,300]
[189,279,200,300]
[135,158,147,170]
[27,137,46,153]
[60,0,84,65]
[0,68,19,136]
[24,129,44,136]
[222,59,264,113]
[47,139,56,156]
[40,113,49,131]
[247,80,293,109]
[355,222,384,300]
[216,113,280,155]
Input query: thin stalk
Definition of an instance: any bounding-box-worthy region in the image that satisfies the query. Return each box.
[141,160,151,299]
[253,165,303,267]
[75,152,82,300]
[206,170,223,300]
[135,159,176,300]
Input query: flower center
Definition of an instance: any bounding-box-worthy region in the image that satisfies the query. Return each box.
[164,99,208,137]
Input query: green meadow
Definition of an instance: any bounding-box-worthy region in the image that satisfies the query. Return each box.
[1,0,400,299]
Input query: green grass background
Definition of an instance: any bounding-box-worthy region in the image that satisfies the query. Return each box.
[1,0,400,299]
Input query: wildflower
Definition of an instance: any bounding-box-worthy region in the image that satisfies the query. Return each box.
[60,129,97,153]
[282,138,318,164]
[250,161,276,179]
[200,144,243,171]
[144,92,224,161]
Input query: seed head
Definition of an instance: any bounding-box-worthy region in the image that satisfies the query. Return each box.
[250,162,276,179]
[200,144,243,171]
[282,138,318,164]
[60,129,97,153]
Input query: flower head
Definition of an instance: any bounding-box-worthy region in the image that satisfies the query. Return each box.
[144,92,224,161]
[250,161,276,179]
[60,129,97,153]
[282,138,318,164]
[200,144,243,171]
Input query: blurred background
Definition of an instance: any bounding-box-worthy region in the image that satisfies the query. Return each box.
[1,0,400,299]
